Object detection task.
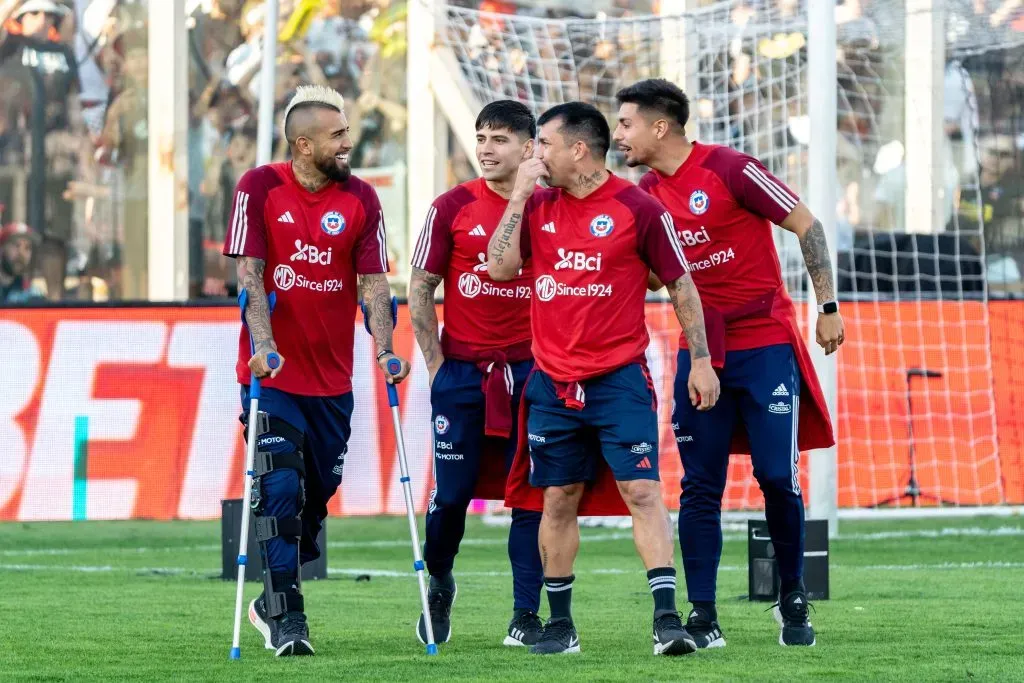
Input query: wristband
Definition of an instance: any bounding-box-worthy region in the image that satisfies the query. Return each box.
[376,349,393,361]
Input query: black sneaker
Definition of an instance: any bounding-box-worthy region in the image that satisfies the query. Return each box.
[685,606,726,649]
[529,618,580,655]
[504,609,544,647]
[416,575,457,645]
[653,612,697,656]
[773,590,816,647]
[273,611,315,656]
[248,593,275,650]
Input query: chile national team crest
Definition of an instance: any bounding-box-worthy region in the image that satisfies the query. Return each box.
[434,415,450,435]
[589,214,615,238]
[321,211,346,236]
[688,190,710,216]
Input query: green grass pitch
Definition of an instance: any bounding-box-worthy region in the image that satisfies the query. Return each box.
[1,514,1022,681]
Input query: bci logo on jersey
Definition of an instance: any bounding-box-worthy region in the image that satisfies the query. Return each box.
[589,214,614,237]
[678,226,711,246]
[688,190,710,216]
[320,211,346,236]
[290,239,332,264]
[554,248,602,271]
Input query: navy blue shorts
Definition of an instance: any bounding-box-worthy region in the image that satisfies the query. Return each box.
[428,358,532,500]
[672,344,801,497]
[239,385,353,561]
[524,364,660,487]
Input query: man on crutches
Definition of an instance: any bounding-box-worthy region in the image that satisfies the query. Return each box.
[225,84,409,657]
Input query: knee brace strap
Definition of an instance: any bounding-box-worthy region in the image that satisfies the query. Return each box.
[253,449,306,478]
[254,515,303,543]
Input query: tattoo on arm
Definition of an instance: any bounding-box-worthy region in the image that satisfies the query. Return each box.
[665,273,710,360]
[236,256,274,351]
[488,211,521,268]
[409,267,443,367]
[799,218,836,303]
[359,273,394,356]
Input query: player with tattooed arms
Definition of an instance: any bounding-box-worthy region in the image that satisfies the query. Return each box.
[614,78,842,648]
[488,101,719,656]
[223,85,409,656]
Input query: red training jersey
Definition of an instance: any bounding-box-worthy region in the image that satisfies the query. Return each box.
[521,172,688,381]
[223,162,389,396]
[640,142,798,351]
[411,177,532,356]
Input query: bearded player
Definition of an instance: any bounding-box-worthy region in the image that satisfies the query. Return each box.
[614,79,843,648]
[223,85,410,656]
[408,100,544,648]
[488,102,720,656]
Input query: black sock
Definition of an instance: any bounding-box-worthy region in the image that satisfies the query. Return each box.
[692,600,717,622]
[544,575,574,621]
[647,567,677,618]
[430,571,455,591]
[781,577,805,598]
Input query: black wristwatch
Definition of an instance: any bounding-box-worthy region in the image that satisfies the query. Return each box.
[817,301,839,315]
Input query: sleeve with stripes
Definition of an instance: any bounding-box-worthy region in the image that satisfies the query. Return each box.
[410,196,454,275]
[353,182,391,275]
[634,194,689,285]
[222,168,269,260]
[722,151,800,225]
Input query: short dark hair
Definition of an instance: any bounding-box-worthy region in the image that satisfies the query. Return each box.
[537,102,610,160]
[615,79,690,131]
[475,100,536,140]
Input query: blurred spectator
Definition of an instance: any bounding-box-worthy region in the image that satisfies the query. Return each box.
[0,221,45,303]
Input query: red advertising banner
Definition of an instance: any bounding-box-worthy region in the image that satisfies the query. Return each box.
[1,302,1021,521]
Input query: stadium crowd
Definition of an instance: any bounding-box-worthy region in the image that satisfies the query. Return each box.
[0,0,1021,304]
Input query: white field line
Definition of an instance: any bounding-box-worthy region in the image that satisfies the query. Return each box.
[2,561,1023,577]
[4,525,1021,559]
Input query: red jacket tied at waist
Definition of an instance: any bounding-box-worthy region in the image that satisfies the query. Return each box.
[698,286,835,454]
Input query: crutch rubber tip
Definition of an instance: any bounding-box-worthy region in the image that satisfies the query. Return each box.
[413,560,425,571]
[230,647,241,660]
[426,644,438,655]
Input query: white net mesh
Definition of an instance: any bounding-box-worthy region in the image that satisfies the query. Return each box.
[435,0,1021,509]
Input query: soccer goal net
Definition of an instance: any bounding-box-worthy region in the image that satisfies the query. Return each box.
[429,0,1024,514]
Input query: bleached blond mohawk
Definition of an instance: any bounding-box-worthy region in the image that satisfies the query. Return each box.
[281,85,346,140]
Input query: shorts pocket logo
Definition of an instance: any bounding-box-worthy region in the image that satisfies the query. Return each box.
[768,401,792,415]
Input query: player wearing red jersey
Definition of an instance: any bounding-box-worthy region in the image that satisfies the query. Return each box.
[614,79,844,648]
[488,102,719,657]
[408,101,544,648]
[223,85,410,656]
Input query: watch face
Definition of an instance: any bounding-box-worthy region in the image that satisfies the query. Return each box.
[823,302,838,314]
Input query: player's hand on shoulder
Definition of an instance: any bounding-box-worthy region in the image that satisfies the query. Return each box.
[816,311,845,356]
[378,352,411,385]
[512,157,549,201]
[687,357,720,411]
[249,342,284,379]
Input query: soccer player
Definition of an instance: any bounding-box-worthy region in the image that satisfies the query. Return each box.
[487,101,720,656]
[223,85,410,656]
[613,78,843,648]
[408,100,544,648]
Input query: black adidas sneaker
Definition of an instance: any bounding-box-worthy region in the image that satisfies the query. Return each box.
[504,609,544,647]
[416,574,457,645]
[774,590,816,647]
[248,593,314,656]
[529,618,581,655]
[685,606,726,648]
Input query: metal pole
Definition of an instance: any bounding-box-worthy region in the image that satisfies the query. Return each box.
[257,0,280,166]
[806,0,839,537]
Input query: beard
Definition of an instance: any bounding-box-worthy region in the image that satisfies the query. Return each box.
[315,153,351,183]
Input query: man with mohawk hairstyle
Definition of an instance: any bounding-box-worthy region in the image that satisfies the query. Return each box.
[223,84,410,656]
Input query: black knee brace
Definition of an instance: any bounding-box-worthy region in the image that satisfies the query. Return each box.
[249,411,307,618]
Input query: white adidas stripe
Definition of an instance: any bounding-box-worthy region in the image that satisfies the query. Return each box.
[412,207,436,269]
[230,191,250,254]
[377,210,388,271]
[660,212,688,269]
[742,163,796,213]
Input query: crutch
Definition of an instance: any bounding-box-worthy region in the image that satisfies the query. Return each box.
[362,296,438,656]
[230,290,280,660]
